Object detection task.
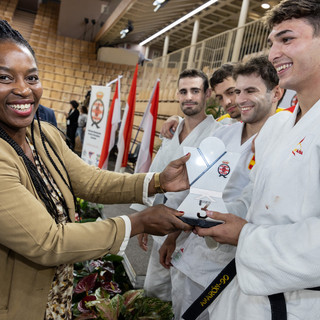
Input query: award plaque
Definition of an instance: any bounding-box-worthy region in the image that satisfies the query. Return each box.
[178,137,240,228]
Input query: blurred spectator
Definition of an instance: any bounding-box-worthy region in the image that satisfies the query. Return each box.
[84,89,91,108]
[65,100,79,150]
[36,104,57,127]
[76,105,88,145]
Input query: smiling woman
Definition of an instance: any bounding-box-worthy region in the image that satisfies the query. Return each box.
[0,20,191,320]
[0,38,41,134]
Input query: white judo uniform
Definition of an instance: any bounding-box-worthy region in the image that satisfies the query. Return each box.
[170,121,255,319]
[143,115,223,300]
[207,102,320,319]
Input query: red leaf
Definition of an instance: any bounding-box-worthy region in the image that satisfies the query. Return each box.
[74,273,98,294]
[101,281,121,294]
[78,295,97,313]
[75,311,97,320]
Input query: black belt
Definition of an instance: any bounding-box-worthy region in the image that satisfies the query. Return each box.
[268,293,287,320]
[182,257,320,320]
[182,258,289,320]
[267,286,320,320]
[182,259,236,320]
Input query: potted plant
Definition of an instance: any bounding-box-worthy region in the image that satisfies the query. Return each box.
[72,253,173,319]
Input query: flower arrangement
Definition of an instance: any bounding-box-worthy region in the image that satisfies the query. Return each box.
[73,200,174,319]
[72,251,174,319]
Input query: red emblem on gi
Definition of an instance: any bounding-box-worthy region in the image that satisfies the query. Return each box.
[218,161,230,178]
[292,137,305,156]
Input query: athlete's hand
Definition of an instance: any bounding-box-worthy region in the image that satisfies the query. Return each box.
[138,233,149,251]
[194,211,247,246]
[160,115,179,139]
[159,231,180,269]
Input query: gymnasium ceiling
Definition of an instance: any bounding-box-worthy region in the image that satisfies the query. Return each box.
[94,0,280,52]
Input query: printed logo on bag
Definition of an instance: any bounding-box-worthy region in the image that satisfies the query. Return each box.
[218,161,230,178]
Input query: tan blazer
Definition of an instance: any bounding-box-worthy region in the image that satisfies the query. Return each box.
[0,123,146,320]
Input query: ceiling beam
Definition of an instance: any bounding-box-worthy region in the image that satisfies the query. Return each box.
[95,0,137,42]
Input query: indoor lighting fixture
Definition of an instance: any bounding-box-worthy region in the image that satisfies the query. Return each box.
[153,0,169,12]
[140,0,218,46]
[120,20,133,39]
[120,29,129,38]
[261,3,271,9]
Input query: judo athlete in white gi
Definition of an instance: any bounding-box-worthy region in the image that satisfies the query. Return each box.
[160,55,282,319]
[136,69,223,301]
[161,64,241,140]
[194,1,320,319]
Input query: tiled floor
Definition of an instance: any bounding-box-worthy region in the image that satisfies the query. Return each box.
[102,203,153,289]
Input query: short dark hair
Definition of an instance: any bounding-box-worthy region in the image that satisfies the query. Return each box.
[70,100,79,108]
[265,0,320,36]
[81,105,88,114]
[233,55,279,91]
[209,64,234,90]
[178,69,209,92]
[0,20,35,58]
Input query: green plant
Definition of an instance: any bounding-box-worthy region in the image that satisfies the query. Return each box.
[205,97,225,119]
[76,198,104,222]
[72,254,173,320]
[123,295,174,320]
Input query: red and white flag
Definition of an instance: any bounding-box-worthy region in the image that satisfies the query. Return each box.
[98,76,121,169]
[115,64,138,172]
[134,79,160,173]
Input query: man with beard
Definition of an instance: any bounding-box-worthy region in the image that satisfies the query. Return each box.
[160,55,282,319]
[136,69,223,301]
[161,64,241,138]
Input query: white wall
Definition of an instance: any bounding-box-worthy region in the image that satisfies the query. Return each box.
[58,0,111,41]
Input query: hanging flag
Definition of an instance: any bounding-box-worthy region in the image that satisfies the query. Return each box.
[98,76,121,169]
[134,80,160,173]
[115,64,138,172]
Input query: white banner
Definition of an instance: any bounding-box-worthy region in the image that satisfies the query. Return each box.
[81,85,111,166]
